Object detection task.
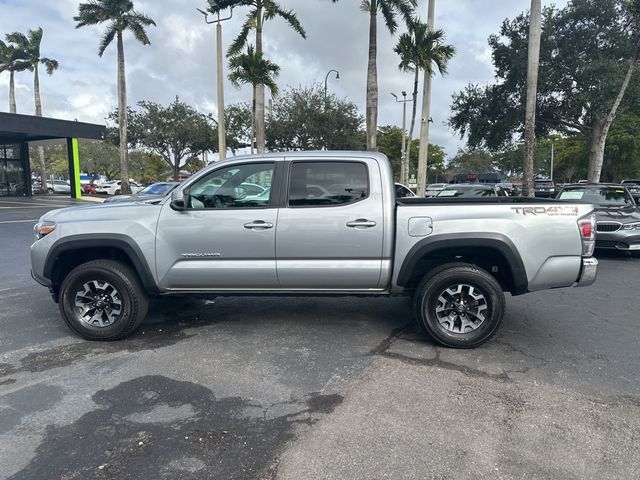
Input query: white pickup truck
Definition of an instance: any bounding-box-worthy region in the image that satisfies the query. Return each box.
[31,151,597,348]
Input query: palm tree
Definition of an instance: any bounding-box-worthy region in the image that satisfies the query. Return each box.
[74,0,155,194]
[394,19,454,184]
[216,0,305,153]
[228,45,280,153]
[7,28,59,189]
[0,39,30,113]
[349,0,417,151]
[523,0,542,196]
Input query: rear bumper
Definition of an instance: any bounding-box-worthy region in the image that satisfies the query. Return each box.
[575,257,598,287]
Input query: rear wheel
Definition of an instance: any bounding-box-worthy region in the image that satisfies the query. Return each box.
[414,264,505,348]
[114,189,121,196]
[59,259,148,340]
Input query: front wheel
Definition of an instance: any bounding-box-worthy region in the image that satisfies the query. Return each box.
[414,264,505,348]
[59,259,149,340]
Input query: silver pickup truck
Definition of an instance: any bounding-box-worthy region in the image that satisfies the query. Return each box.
[31,151,598,348]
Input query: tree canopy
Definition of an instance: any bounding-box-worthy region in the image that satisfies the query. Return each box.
[113,97,217,181]
[449,0,640,182]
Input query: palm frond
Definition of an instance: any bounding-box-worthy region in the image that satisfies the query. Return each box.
[98,24,117,56]
[127,19,152,45]
[41,57,59,75]
[228,13,254,57]
[264,2,306,39]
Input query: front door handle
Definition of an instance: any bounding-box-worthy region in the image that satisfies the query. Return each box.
[346,219,377,228]
[244,220,274,230]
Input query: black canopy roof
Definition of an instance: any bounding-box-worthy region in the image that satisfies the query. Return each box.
[0,112,106,145]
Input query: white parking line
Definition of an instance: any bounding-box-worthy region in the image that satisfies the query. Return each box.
[0,204,70,209]
[0,219,38,224]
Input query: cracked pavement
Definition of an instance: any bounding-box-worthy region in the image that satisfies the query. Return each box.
[1,199,639,479]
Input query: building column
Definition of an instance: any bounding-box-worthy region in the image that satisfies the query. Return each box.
[66,138,81,199]
[20,142,32,197]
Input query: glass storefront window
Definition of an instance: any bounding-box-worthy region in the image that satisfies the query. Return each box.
[1,144,26,197]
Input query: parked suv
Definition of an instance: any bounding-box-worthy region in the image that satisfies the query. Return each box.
[534,179,556,198]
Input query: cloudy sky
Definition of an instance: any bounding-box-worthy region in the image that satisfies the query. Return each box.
[0,0,567,158]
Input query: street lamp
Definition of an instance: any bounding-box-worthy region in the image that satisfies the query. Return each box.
[324,69,340,105]
[198,1,233,161]
[392,91,412,185]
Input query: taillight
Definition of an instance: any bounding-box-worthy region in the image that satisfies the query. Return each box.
[578,214,596,256]
[579,220,593,239]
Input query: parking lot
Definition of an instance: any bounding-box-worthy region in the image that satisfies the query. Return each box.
[1,197,639,479]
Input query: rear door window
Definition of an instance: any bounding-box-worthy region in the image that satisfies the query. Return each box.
[288,162,369,207]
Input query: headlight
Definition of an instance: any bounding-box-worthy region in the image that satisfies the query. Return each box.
[622,222,640,231]
[34,221,56,239]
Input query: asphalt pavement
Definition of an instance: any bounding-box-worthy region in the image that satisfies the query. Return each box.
[0,197,639,479]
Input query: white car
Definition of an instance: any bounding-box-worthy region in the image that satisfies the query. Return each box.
[46,180,71,194]
[97,180,143,196]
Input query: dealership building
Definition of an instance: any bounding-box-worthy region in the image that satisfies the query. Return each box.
[0,112,105,198]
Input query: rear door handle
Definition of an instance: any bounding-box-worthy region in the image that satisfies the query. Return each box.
[244,220,274,229]
[346,219,377,228]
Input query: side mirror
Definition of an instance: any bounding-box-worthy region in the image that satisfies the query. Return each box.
[170,189,187,211]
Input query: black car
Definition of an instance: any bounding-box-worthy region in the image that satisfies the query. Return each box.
[621,180,640,203]
[534,179,556,198]
[557,183,640,257]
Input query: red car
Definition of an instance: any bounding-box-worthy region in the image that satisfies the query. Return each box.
[82,184,97,195]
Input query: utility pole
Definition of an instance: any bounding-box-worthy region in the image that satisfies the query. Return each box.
[416,0,435,196]
[198,1,233,161]
[392,91,412,184]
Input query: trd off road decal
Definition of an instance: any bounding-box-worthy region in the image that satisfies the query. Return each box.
[511,206,579,216]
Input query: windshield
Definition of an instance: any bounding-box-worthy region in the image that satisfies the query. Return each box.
[139,183,177,195]
[437,187,496,198]
[558,187,634,206]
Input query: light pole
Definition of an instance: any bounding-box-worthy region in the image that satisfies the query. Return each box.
[198,1,233,161]
[324,69,340,105]
[392,91,412,185]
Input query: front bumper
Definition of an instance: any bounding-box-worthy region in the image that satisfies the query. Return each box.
[576,257,598,287]
[595,233,640,251]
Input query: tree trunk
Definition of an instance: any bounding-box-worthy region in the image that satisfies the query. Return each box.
[366,6,378,151]
[117,31,131,194]
[405,68,419,185]
[255,5,266,154]
[416,0,435,196]
[9,71,16,113]
[33,63,47,191]
[522,0,542,198]
[587,58,636,183]
[251,85,257,154]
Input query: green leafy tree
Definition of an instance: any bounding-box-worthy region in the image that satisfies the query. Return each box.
[122,97,217,181]
[6,27,59,189]
[228,46,280,152]
[0,38,30,113]
[75,0,156,194]
[215,0,306,154]
[128,150,166,183]
[377,125,445,182]
[447,149,498,175]
[394,18,454,184]
[266,84,364,151]
[225,102,254,153]
[450,0,640,183]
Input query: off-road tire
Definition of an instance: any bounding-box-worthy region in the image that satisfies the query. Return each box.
[414,263,505,348]
[59,259,149,340]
